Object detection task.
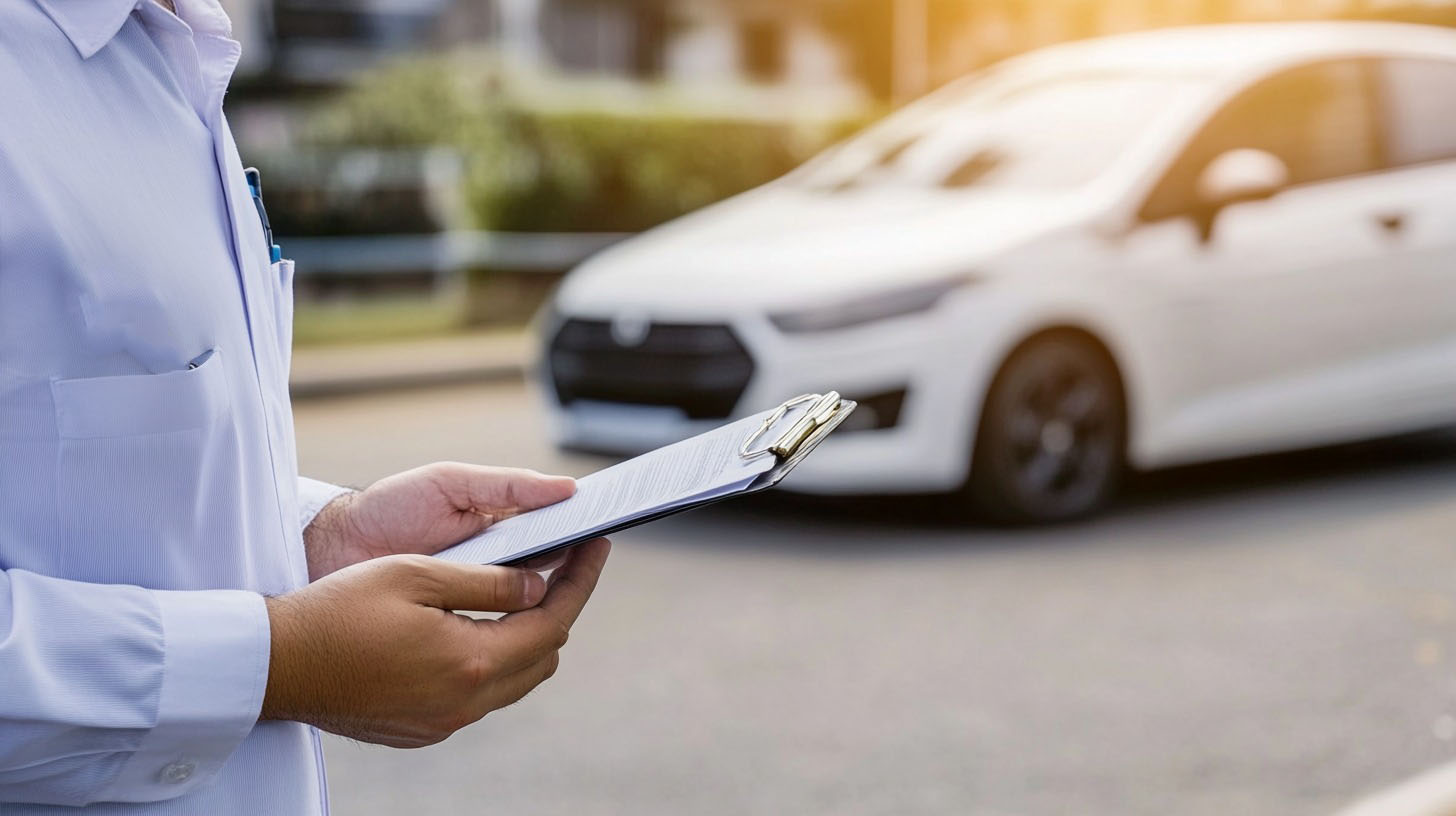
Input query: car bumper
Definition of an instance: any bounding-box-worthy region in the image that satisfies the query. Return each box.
[543,305,998,495]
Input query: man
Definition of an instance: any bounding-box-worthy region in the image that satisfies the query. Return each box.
[0,0,610,812]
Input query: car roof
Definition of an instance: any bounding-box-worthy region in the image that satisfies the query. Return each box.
[1007,21,1456,79]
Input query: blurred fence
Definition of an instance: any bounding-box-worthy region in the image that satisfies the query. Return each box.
[286,229,627,323]
[254,146,631,323]
[287,230,627,283]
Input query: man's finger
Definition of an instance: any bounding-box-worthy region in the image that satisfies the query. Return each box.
[508,538,610,631]
[403,557,546,612]
[432,463,576,517]
[514,549,570,574]
[470,539,610,670]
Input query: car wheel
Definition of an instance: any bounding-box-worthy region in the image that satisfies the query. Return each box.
[963,334,1125,524]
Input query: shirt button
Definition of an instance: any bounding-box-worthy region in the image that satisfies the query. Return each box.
[159,760,196,784]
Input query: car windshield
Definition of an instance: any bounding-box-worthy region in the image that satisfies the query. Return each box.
[797,71,1207,192]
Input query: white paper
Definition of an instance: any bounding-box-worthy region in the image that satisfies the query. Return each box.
[436,407,790,565]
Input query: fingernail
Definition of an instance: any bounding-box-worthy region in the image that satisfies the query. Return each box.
[523,571,547,604]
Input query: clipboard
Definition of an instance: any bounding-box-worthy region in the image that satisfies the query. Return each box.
[437,392,856,567]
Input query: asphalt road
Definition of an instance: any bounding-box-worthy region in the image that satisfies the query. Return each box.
[293,381,1456,816]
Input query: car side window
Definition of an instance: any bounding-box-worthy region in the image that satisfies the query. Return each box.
[1140,60,1380,221]
[1379,58,1456,168]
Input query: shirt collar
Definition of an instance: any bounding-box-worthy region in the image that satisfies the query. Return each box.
[35,0,235,59]
[35,0,142,59]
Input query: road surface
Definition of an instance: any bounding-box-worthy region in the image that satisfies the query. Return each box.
[294,381,1456,816]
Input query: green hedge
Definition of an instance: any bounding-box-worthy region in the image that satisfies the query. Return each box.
[305,57,866,233]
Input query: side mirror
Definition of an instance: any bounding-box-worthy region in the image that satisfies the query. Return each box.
[1191,148,1289,243]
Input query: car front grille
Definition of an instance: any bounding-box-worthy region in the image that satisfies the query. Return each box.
[548,319,754,419]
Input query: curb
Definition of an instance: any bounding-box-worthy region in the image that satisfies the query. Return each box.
[289,361,526,400]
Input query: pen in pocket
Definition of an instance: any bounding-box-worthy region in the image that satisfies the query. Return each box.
[187,349,215,370]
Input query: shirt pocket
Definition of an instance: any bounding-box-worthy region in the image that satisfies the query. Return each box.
[48,348,234,585]
[271,259,295,371]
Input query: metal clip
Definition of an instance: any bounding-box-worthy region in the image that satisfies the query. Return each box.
[244,167,283,263]
[739,391,843,461]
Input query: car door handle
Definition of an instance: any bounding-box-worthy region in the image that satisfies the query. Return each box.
[1376,212,1406,234]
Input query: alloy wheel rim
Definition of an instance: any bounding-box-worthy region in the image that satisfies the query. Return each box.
[1005,356,1113,502]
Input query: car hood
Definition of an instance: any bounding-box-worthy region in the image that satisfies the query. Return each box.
[555,185,1088,314]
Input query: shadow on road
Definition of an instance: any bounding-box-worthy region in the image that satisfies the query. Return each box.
[1119,427,1456,508]
[645,427,1456,558]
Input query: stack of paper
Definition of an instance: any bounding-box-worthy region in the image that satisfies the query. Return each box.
[436,407,791,566]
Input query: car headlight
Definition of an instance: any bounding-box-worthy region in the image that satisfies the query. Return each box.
[768,275,976,334]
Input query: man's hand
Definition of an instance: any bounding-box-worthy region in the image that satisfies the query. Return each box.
[304,462,576,581]
[261,538,609,747]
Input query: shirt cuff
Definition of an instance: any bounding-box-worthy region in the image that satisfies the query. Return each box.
[94,588,270,802]
[297,476,352,531]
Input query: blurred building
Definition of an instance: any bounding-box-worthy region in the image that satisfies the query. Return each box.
[228,0,1456,105]
[228,0,859,100]
[433,0,846,84]
[226,0,455,86]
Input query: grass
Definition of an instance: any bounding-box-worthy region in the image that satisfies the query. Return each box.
[292,297,468,347]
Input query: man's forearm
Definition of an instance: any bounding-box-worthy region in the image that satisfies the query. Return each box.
[297,476,354,533]
[301,492,360,581]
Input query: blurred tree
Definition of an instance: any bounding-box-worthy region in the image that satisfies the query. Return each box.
[301,54,866,234]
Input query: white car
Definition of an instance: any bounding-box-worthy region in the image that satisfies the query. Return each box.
[538,22,1456,522]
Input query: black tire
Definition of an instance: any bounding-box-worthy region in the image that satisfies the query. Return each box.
[962,334,1126,524]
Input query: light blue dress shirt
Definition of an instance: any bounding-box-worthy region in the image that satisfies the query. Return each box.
[0,0,350,811]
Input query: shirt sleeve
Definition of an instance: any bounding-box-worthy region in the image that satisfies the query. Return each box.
[297,476,353,532]
[0,569,270,807]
